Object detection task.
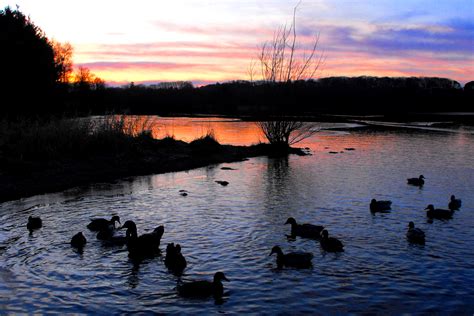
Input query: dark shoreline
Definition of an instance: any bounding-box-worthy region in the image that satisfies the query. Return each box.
[0,139,304,203]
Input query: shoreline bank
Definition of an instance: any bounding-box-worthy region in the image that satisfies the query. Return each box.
[0,139,304,203]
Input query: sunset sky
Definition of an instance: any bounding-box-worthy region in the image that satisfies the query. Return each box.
[6,0,474,85]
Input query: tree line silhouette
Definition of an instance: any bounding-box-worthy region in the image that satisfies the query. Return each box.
[1,6,472,118]
[0,6,103,117]
[82,78,470,117]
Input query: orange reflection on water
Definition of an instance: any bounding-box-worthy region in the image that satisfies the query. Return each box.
[120,116,383,152]
[122,116,266,145]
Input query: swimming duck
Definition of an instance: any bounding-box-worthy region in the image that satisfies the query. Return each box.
[121,220,164,257]
[87,216,121,231]
[370,199,392,212]
[71,232,87,248]
[320,230,344,252]
[215,180,229,186]
[448,195,462,210]
[407,175,425,186]
[284,217,324,239]
[269,245,313,268]
[425,204,453,220]
[27,216,42,231]
[177,272,229,298]
[406,222,425,244]
[165,243,187,274]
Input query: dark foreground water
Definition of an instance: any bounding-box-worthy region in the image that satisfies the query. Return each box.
[1,120,473,314]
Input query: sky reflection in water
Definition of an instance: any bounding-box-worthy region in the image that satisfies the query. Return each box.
[0,118,473,314]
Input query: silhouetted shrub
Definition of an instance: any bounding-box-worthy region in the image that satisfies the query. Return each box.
[190,132,221,151]
[0,115,155,164]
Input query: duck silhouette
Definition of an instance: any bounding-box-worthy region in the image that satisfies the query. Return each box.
[425,204,453,220]
[215,180,229,186]
[71,232,87,248]
[269,245,313,268]
[177,272,229,298]
[165,243,187,274]
[448,195,462,211]
[320,230,344,252]
[121,220,164,258]
[27,216,42,231]
[406,222,425,244]
[87,216,120,231]
[284,217,324,239]
[407,175,425,186]
[370,199,392,212]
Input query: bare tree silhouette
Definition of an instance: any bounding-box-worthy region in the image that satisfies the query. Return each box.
[253,1,322,148]
[256,1,324,83]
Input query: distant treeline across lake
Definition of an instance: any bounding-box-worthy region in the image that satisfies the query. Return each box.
[4,76,474,117]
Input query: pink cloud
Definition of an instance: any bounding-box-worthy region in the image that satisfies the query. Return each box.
[72,20,473,84]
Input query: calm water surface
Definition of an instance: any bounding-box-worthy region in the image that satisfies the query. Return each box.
[1,118,474,314]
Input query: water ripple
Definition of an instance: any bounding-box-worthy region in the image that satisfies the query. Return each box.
[1,127,474,313]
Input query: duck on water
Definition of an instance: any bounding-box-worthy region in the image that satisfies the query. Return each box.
[87,216,121,231]
[177,272,229,299]
[407,175,425,186]
[165,243,187,275]
[71,232,87,248]
[320,230,344,252]
[406,222,425,244]
[284,217,324,239]
[425,204,454,220]
[448,195,462,211]
[121,220,164,258]
[27,216,42,232]
[370,199,392,213]
[269,246,313,269]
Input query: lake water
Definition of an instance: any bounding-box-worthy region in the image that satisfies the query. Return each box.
[1,117,474,314]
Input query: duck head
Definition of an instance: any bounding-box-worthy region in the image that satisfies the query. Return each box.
[424,204,435,211]
[320,229,329,239]
[269,245,283,257]
[370,199,376,204]
[111,215,121,227]
[166,243,175,251]
[450,195,456,201]
[153,225,164,236]
[408,222,415,229]
[419,175,425,179]
[285,217,297,225]
[214,271,229,282]
[121,220,137,238]
[175,244,181,253]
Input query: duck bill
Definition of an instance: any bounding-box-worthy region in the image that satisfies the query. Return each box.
[269,250,275,256]
[223,276,229,282]
[284,219,290,225]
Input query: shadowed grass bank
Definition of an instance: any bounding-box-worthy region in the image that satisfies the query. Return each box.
[0,117,304,202]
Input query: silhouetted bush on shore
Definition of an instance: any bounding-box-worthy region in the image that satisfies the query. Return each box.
[0,116,154,163]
